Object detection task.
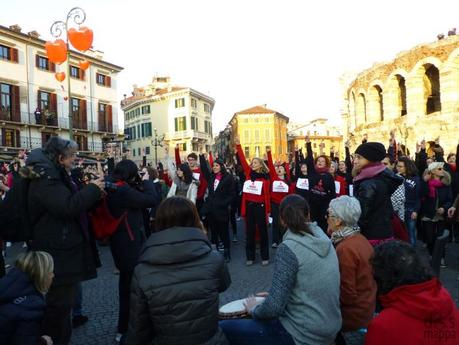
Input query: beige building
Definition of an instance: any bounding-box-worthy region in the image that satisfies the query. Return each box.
[343,34,459,156]
[0,24,123,155]
[229,105,289,161]
[121,77,214,165]
[288,118,343,159]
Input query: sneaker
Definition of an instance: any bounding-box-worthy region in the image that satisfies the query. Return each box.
[115,333,123,343]
[72,315,88,328]
[261,260,269,266]
[271,243,278,248]
[246,260,254,266]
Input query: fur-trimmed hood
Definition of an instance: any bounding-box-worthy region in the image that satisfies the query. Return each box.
[423,168,451,186]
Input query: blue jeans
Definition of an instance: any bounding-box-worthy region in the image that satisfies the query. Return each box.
[220,319,295,345]
[405,211,417,246]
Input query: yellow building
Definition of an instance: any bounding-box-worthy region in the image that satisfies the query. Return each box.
[288,118,343,159]
[229,105,289,161]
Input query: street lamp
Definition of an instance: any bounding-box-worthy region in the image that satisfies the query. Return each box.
[152,127,165,167]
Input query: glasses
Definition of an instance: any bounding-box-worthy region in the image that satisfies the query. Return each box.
[325,211,336,220]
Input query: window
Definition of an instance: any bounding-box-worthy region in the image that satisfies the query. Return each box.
[206,145,210,152]
[175,116,186,131]
[254,129,260,142]
[191,117,198,131]
[244,130,249,142]
[192,143,199,151]
[133,149,136,157]
[264,129,270,141]
[40,91,50,111]
[1,83,12,120]
[203,103,210,113]
[178,143,187,151]
[0,45,18,62]
[142,105,150,114]
[204,120,212,134]
[191,99,197,108]
[70,66,84,80]
[133,126,136,139]
[71,98,87,130]
[37,56,49,70]
[142,123,152,137]
[98,103,113,132]
[1,128,20,147]
[175,98,185,108]
[0,45,9,60]
[244,147,250,157]
[145,146,150,155]
[96,73,111,87]
[254,118,259,123]
[243,118,249,123]
[138,148,141,156]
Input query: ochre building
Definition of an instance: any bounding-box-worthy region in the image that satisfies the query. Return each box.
[342,35,459,156]
[229,105,289,161]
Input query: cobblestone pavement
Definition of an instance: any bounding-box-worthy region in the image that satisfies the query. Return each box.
[5,221,459,345]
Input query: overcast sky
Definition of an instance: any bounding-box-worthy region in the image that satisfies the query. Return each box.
[2,0,459,132]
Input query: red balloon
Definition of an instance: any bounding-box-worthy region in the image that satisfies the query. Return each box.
[68,26,93,51]
[55,72,66,82]
[79,60,90,71]
[45,39,67,64]
[64,96,68,101]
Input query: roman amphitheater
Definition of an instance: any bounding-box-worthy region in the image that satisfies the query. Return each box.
[342,34,459,156]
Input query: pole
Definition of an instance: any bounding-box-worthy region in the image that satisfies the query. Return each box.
[66,41,73,141]
[154,127,158,167]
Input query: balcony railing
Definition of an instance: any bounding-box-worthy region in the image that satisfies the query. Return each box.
[165,130,211,141]
[33,111,58,127]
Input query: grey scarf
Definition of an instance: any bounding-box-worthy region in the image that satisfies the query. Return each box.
[331,225,360,245]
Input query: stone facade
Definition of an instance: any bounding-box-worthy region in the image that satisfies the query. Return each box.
[342,35,459,156]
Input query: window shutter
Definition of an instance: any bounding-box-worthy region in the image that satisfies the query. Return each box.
[175,118,178,131]
[11,85,20,122]
[11,48,18,63]
[97,103,104,131]
[50,62,56,72]
[37,91,41,111]
[50,93,57,113]
[83,136,88,151]
[35,54,40,68]
[80,99,87,129]
[80,69,85,81]
[106,76,111,88]
[107,105,113,132]
[15,130,20,148]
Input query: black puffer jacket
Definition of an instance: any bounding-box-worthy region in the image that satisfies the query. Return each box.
[127,227,231,345]
[26,149,101,286]
[354,168,403,240]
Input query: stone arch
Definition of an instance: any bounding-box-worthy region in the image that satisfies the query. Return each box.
[384,69,408,119]
[348,90,356,128]
[423,64,441,114]
[367,83,384,122]
[356,92,367,124]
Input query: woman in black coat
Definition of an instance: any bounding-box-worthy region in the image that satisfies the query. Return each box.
[126,196,231,345]
[199,155,235,262]
[26,137,104,345]
[106,160,161,341]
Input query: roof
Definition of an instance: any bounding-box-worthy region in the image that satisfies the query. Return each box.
[231,105,289,123]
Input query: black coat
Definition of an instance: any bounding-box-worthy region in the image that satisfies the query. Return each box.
[27,149,101,286]
[354,168,403,240]
[199,155,235,220]
[107,179,161,272]
[420,174,453,219]
[127,227,231,345]
[0,268,45,345]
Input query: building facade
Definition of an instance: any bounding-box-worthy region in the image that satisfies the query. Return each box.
[0,24,123,156]
[288,118,343,159]
[343,34,459,156]
[121,77,214,165]
[213,125,232,163]
[229,105,289,161]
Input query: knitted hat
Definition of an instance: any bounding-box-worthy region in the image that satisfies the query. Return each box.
[355,142,386,162]
[427,162,444,172]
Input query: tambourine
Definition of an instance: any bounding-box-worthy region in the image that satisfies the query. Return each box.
[218,297,265,320]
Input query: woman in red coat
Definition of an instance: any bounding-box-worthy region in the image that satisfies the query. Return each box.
[234,137,271,266]
[366,240,459,345]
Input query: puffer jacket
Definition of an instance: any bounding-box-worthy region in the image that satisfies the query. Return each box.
[0,268,45,345]
[26,149,101,286]
[126,227,231,345]
[420,171,453,220]
[354,165,404,240]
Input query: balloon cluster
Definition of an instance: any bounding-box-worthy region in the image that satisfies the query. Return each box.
[45,26,93,84]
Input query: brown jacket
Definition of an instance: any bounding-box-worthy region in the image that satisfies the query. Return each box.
[335,233,376,331]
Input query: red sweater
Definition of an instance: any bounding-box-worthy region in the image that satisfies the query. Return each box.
[267,151,293,204]
[365,278,459,345]
[174,147,208,200]
[235,144,271,218]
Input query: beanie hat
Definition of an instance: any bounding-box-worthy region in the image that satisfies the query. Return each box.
[427,162,444,172]
[355,142,386,162]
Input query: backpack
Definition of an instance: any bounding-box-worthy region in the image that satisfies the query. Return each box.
[89,181,134,241]
[0,174,33,242]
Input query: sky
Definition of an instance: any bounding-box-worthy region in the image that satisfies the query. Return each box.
[2,0,459,132]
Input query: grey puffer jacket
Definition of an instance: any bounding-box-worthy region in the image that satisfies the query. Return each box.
[126,227,231,345]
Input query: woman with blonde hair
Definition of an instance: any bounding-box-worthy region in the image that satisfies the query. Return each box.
[234,137,271,266]
[0,251,54,345]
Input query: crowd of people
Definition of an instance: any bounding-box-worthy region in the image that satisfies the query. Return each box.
[0,133,458,345]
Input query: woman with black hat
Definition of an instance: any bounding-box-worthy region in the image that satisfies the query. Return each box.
[353,142,403,246]
[199,154,235,262]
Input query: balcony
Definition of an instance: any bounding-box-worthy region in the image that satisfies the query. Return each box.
[72,117,88,130]
[164,130,211,141]
[33,111,58,127]
[98,122,113,133]
[0,109,20,123]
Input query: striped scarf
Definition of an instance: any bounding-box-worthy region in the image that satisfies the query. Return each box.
[331,226,360,245]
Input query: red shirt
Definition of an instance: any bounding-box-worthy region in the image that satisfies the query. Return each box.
[267,151,293,204]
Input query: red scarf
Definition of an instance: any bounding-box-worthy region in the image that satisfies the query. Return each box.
[315,166,329,174]
[428,178,444,198]
[354,162,387,182]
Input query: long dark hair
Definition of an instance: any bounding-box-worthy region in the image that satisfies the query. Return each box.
[279,194,312,236]
[397,156,418,178]
[178,163,194,184]
[113,160,142,186]
[372,240,434,295]
[155,196,203,231]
